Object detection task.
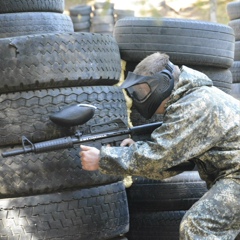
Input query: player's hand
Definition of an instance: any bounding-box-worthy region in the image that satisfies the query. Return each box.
[120,138,135,147]
[80,145,100,171]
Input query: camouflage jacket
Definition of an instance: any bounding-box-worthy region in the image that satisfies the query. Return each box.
[99,66,240,188]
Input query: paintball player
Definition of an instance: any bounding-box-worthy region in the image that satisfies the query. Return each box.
[80,52,240,239]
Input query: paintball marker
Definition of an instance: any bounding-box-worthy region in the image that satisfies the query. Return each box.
[1,104,195,171]
[2,104,162,157]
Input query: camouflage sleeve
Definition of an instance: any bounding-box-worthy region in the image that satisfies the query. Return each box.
[99,88,223,180]
[100,143,183,179]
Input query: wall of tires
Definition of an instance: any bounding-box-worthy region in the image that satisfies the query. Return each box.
[227,1,240,100]
[1,0,239,239]
[113,16,238,240]
[0,0,129,239]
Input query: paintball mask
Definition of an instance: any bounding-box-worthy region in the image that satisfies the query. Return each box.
[121,62,175,119]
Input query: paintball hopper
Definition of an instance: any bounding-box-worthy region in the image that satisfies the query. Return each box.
[49,104,97,127]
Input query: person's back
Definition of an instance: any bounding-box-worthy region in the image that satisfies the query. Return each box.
[164,66,240,189]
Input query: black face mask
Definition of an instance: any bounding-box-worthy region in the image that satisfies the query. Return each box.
[121,63,175,119]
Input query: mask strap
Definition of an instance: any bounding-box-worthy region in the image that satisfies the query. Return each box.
[165,61,174,73]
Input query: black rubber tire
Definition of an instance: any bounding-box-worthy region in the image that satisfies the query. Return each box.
[126,211,186,240]
[0,144,123,197]
[126,171,207,212]
[114,17,235,68]
[227,1,240,20]
[69,5,92,16]
[230,61,240,83]
[70,15,91,23]
[73,21,91,31]
[0,0,64,13]
[0,32,121,93]
[229,19,240,41]
[91,23,115,33]
[0,86,128,147]
[231,83,240,100]
[235,41,240,61]
[0,181,129,240]
[0,12,74,38]
[75,28,91,33]
[92,16,115,24]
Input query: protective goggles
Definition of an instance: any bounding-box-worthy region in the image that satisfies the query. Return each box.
[121,62,175,119]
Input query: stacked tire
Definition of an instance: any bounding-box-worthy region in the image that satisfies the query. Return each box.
[69,5,92,32]
[91,2,115,35]
[0,0,73,38]
[125,172,208,239]
[113,17,235,239]
[227,1,240,100]
[0,0,129,239]
[68,3,135,36]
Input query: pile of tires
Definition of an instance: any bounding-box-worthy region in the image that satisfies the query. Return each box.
[227,1,240,100]
[0,0,73,38]
[69,3,135,35]
[125,172,208,239]
[0,0,129,239]
[69,4,92,32]
[113,17,236,239]
[91,2,115,35]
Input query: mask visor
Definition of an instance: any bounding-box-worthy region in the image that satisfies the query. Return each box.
[128,83,151,102]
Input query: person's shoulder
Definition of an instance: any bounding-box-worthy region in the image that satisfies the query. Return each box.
[179,66,213,87]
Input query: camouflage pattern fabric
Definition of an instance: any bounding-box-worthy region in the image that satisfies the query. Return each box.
[180,178,240,239]
[100,66,240,186]
[99,66,240,237]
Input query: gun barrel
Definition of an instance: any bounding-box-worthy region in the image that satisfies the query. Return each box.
[1,137,75,158]
[2,147,32,157]
[34,137,74,153]
[130,121,162,135]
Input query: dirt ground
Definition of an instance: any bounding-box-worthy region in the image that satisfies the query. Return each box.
[64,0,233,24]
